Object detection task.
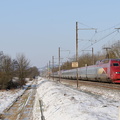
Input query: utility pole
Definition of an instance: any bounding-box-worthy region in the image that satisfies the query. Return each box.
[103,47,111,59]
[0,51,3,69]
[92,47,94,65]
[49,61,51,79]
[76,22,79,88]
[52,56,54,80]
[82,47,94,65]
[47,63,49,78]
[76,22,96,88]
[58,47,61,82]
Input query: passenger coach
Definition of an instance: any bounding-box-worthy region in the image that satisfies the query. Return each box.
[52,59,120,83]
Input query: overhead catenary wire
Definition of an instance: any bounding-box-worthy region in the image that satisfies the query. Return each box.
[75,22,120,58]
[77,22,97,52]
[78,22,120,46]
[78,22,96,29]
[82,29,118,51]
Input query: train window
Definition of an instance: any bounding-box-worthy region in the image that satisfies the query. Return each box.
[113,63,119,66]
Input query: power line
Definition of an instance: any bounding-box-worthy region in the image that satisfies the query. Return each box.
[96,23,120,33]
[83,30,117,50]
[78,22,93,28]
[77,22,120,55]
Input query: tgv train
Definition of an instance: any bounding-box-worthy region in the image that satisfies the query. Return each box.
[52,59,120,83]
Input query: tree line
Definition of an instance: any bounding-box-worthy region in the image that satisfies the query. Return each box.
[0,52,39,89]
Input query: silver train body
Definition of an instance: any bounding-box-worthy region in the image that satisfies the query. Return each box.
[52,66,111,82]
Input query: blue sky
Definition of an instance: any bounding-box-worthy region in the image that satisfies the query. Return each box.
[0,0,120,68]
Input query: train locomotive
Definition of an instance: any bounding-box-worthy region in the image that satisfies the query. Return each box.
[53,59,120,83]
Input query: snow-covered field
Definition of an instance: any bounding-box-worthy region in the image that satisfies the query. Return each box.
[33,78,120,120]
[0,77,120,120]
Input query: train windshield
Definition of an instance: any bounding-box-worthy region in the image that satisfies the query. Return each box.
[113,63,119,66]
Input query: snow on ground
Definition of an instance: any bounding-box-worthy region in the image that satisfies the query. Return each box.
[80,85,120,101]
[33,77,120,120]
[0,79,32,114]
[0,77,120,120]
[0,89,25,114]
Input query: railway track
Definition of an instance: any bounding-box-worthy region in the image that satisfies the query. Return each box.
[1,82,36,120]
[55,78,120,91]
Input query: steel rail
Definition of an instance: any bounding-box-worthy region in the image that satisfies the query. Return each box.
[58,78,120,91]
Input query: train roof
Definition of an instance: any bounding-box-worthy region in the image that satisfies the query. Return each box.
[102,59,120,61]
[96,59,120,65]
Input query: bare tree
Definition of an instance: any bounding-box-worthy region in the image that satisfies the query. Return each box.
[0,55,13,89]
[27,66,39,79]
[16,54,30,86]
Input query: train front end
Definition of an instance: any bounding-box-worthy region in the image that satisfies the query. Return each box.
[110,59,120,83]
